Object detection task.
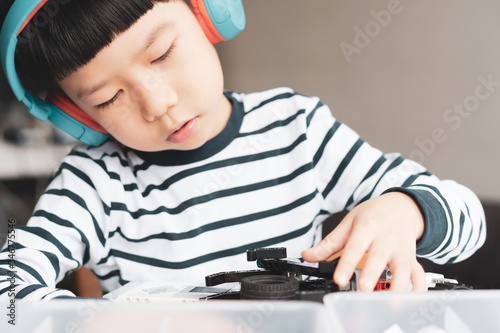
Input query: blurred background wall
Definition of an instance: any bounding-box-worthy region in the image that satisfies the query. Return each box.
[216,0,500,204]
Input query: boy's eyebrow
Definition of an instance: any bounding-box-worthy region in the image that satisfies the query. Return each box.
[77,80,109,100]
[76,23,172,101]
[142,22,171,53]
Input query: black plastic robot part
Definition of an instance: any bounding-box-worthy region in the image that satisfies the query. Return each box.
[204,247,472,301]
[204,247,354,302]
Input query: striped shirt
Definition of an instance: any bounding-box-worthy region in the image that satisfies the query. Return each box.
[0,87,486,300]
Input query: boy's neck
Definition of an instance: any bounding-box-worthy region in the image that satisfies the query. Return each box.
[210,95,233,141]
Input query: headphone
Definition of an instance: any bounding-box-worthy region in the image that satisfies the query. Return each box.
[0,0,245,146]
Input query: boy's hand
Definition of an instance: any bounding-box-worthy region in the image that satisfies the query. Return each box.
[301,192,427,291]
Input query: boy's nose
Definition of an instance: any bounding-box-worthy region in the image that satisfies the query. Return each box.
[141,103,168,122]
[138,82,178,122]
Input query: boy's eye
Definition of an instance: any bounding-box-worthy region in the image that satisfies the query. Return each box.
[152,42,176,64]
[96,91,121,110]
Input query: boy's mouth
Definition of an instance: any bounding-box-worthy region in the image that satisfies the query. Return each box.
[167,117,198,144]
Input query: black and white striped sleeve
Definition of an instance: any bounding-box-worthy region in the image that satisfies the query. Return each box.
[303,95,486,264]
[0,147,110,301]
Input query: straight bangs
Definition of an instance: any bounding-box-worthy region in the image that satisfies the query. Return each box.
[15,0,169,94]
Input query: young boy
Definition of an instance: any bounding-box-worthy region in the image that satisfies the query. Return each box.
[0,0,485,300]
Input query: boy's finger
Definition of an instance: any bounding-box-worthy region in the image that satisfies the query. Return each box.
[333,236,371,288]
[301,215,353,262]
[410,262,427,291]
[301,236,345,263]
[387,260,412,292]
[356,247,390,291]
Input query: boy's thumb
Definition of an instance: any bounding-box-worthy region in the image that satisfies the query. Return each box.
[301,243,342,263]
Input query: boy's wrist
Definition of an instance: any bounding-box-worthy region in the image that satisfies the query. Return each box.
[396,192,425,240]
[382,186,450,256]
[381,190,426,241]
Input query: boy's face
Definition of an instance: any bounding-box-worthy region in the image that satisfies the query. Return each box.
[58,0,231,152]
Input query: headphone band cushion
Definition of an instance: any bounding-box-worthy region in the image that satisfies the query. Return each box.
[190,0,225,44]
[48,94,109,134]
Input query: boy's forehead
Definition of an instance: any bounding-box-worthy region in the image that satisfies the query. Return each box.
[60,1,194,95]
[115,2,186,40]
[74,22,175,100]
[75,1,187,70]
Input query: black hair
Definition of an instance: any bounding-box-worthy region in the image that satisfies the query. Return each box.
[0,0,190,95]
